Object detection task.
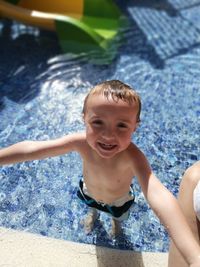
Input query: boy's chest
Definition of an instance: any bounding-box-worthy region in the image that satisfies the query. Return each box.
[83,156,134,188]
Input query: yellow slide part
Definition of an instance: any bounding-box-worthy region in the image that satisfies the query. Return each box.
[0,0,83,31]
[18,0,83,17]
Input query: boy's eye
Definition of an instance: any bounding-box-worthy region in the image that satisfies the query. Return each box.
[91,120,103,126]
[117,123,128,129]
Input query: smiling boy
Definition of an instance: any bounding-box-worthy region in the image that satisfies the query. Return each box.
[1,80,200,266]
[77,82,140,234]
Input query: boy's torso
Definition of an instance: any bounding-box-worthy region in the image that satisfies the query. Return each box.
[78,140,136,204]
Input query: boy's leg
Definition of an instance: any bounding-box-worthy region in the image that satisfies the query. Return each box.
[111,218,122,236]
[168,162,200,267]
[84,208,98,233]
[111,210,130,236]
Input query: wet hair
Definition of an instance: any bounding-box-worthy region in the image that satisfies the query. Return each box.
[82,80,141,122]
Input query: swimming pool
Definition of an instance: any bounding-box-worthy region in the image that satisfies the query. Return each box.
[0,0,200,252]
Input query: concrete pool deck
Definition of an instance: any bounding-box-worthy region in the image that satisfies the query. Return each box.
[0,227,168,267]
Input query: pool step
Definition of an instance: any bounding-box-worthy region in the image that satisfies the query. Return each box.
[0,227,168,267]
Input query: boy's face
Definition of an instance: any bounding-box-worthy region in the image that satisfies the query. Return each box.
[83,94,139,159]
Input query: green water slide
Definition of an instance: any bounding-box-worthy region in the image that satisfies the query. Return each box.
[0,0,127,63]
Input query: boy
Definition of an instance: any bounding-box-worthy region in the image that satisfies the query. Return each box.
[0,80,200,266]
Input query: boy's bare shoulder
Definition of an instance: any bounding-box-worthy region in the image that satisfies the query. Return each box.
[127,142,150,170]
[125,144,152,187]
[128,142,144,156]
[67,132,90,154]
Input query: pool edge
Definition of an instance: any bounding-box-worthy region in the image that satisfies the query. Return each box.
[0,227,168,266]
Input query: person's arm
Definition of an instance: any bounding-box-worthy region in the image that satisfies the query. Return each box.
[144,172,200,266]
[131,146,200,266]
[191,260,200,267]
[0,132,85,165]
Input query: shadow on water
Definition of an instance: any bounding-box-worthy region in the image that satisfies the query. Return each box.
[95,246,145,267]
[116,0,178,16]
[94,219,145,267]
[118,19,165,69]
[1,0,200,112]
[0,19,120,113]
[115,0,200,67]
[116,0,200,15]
[0,19,60,111]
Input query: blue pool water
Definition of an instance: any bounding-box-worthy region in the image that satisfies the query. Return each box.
[0,0,200,252]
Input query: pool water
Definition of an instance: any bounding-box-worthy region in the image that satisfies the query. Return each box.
[0,0,200,252]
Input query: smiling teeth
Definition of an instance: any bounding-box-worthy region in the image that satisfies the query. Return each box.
[98,142,116,151]
[102,143,113,147]
[100,143,116,149]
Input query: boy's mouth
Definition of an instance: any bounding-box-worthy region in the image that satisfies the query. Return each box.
[97,142,117,151]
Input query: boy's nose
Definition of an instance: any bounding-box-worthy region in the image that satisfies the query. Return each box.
[102,127,115,139]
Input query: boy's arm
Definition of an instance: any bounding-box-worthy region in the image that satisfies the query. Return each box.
[0,132,85,165]
[131,146,200,266]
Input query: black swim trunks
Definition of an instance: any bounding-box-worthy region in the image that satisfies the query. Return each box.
[77,179,135,220]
